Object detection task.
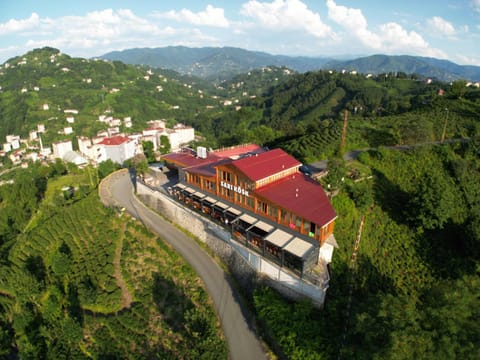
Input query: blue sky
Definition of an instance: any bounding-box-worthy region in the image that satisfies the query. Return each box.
[1,1,479,65]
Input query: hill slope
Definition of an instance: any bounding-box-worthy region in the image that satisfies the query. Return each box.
[0,47,219,144]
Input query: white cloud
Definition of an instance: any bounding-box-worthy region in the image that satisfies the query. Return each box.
[378,22,444,57]
[326,0,445,58]
[153,5,229,28]
[0,9,219,60]
[427,16,456,36]
[0,13,40,35]
[240,0,333,38]
[471,0,480,13]
[326,0,380,48]
[454,53,480,66]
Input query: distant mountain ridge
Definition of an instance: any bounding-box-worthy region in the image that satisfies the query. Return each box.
[100,46,480,82]
[324,54,480,82]
[99,46,333,81]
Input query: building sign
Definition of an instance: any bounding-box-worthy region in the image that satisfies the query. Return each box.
[220,181,249,197]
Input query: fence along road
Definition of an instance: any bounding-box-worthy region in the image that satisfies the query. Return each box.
[100,170,267,360]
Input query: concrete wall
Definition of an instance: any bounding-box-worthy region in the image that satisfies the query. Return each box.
[136,182,326,307]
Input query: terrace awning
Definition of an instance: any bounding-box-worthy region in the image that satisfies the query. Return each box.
[226,207,242,216]
[264,229,293,248]
[202,196,217,205]
[183,187,196,195]
[284,237,315,259]
[239,213,257,225]
[251,220,274,234]
[213,201,229,210]
[192,191,206,199]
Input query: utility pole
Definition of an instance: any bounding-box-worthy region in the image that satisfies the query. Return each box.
[441,108,449,142]
[340,110,348,150]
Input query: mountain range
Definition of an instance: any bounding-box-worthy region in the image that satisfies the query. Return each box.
[100,46,480,83]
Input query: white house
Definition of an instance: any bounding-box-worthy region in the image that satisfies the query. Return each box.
[5,135,19,143]
[52,140,73,159]
[97,135,136,164]
[29,130,38,141]
[77,136,92,157]
[10,139,20,150]
[167,124,195,151]
[2,143,12,153]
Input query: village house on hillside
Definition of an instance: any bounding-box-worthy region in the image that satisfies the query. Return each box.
[96,135,137,164]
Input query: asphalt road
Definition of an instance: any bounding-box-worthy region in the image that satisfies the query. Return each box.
[101,171,267,360]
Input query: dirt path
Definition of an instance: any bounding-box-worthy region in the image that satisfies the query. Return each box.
[338,214,365,359]
[113,224,133,309]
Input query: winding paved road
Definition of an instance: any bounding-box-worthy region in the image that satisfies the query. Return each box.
[100,170,267,360]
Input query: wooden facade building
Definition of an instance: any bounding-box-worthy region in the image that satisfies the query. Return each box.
[164,145,337,277]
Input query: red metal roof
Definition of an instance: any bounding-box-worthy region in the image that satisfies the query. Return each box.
[212,143,265,158]
[162,144,265,169]
[99,135,130,146]
[256,173,337,227]
[162,150,222,168]
[232,148,301,182]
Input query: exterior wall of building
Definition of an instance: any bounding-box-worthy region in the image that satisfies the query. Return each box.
[175,127,195,145]
[101,140,136,164]
[162,127,195,151]
[52,140,73,159]
[166,131,181,151]
[77,137,92,156]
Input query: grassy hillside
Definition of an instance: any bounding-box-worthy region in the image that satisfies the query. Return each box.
[0,166,227,358]
[202,69,480,161]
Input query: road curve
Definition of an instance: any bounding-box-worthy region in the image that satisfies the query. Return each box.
[100,170,267,360]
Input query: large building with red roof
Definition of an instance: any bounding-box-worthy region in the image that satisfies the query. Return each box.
[164,144,337,277]
[97,135,136,164]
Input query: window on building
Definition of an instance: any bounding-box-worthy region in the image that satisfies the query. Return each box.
[303,220,310,234]
[296,216,302,229]
[268,206,278,219]
[257,201,268,214]
[222,171,231,182]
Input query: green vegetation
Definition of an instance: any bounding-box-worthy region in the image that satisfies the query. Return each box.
[0,47,219,145]
[2,48,480,160]
[252,142,480,359]
[2,47,480,359]
[0,166,226,358]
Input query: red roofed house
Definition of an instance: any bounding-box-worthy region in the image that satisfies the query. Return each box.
[97,135,136,164]
[168,145,337,278]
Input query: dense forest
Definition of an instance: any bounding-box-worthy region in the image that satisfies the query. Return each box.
[1,48,480,359]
